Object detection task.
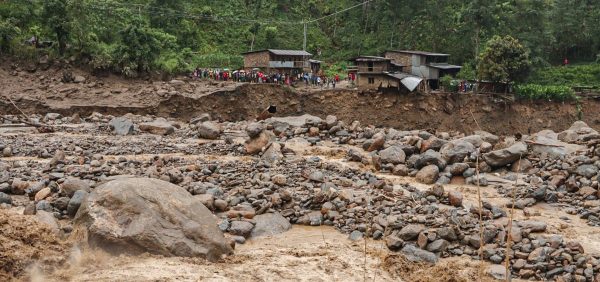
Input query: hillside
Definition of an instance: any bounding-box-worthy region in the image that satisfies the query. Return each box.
[1,0,599,76]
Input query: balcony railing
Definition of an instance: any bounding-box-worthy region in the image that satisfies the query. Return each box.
[268,61,309,68]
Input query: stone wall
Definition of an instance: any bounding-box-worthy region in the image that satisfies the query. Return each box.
[384,52,413,73]
[243,52,270,70]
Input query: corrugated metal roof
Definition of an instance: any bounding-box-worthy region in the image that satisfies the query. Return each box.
[268,49,312,56]
[242,49,312,56]
[387,50,450,56]
[385,72,420,80]
[428,63,462,70]
[351,55,391,62]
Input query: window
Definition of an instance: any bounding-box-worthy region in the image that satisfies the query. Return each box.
[368,62,374,72]
[368,77,375,84]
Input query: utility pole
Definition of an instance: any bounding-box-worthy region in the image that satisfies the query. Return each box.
[303,21,307,51]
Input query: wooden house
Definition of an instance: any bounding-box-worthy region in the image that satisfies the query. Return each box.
[349,56,423,92]
[384,50,462,89]
[242,49,315,75]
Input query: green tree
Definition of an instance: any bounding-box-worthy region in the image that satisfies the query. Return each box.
[477,35,531,84]
[114,17,177,77]
[42,0,69,55]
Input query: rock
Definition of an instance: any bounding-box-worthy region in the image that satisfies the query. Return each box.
[245,122,264,138]
[67,190,88,216]
[74,177,233,261]
[195,194,215,210]
[325,115,338,128]
[349,230,364,241]
[487,264,506,280]
[197,121,222,139]
[0,192,12,205]
[10,178,29,195]
[392,164,409,176]
[416,165,439,184]
[262,143,283,163]
[34,187,51,202]
[576,164,598,179]
[401,244,438,264]
[420,136,447,152]
[483,142,527,167]
[109,117,135,136]
[518,220,547,232]
[448,191,463,207]
[511,159,532,173]
[245,131,275,155]
[250,213,291,238]
[190,113,211,124]
[385,235,404,250]
[139,118,175,135]
[214,199,228,211]
[529,130,585,159]
[307,170,325,182]
[440,140,475,164]
[398,224,425,241]
[73,75,86,83]
[528,247,550,263]
[474,131,500,145]
[448,163,469,175]
[229,220,254,238]
[61,178,90,197]
[414,150,446,170]
[379,146,406,164]
[426,239,448,253]
[44,113,62,121]
[35,210,60,234]
[558,121,599,142]
[367,132,386,152]
[271,174,287,186]
[2,147,12,157]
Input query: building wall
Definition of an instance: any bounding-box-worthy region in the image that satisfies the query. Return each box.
[357,74,395,89]
[243,51,270,70]
[384,52,412,73]
[355,61,389,73]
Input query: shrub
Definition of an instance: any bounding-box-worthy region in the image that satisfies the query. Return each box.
[440,75,459,92]
[514,84,577,101]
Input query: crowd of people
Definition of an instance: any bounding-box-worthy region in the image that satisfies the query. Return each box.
[191,67,346,88]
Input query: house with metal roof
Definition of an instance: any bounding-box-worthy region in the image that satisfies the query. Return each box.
[348,56,423,92]
[242,49,316,75]
[384,50,462,89]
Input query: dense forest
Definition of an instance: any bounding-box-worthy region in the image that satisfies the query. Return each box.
[1,0,599,77]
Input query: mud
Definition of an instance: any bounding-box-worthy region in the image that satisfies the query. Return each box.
[0,209,71,281]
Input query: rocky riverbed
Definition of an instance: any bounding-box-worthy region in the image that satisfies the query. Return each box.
[1,111,600,281]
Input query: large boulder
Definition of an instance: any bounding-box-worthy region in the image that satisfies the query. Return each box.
[482,142,527,167]
[420,136,447,153]
[139,118,175,135]
[440,140,475,164]
[414,150,446,170]
[61,178,91,197]
[416,165,440,184]
[250,212,292,238]
[379,146,406,164]
[74,177,233,261]
[108,117,134,136]
[558,121,599,143]
[197,121,222,140]
[529,130,586,159]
